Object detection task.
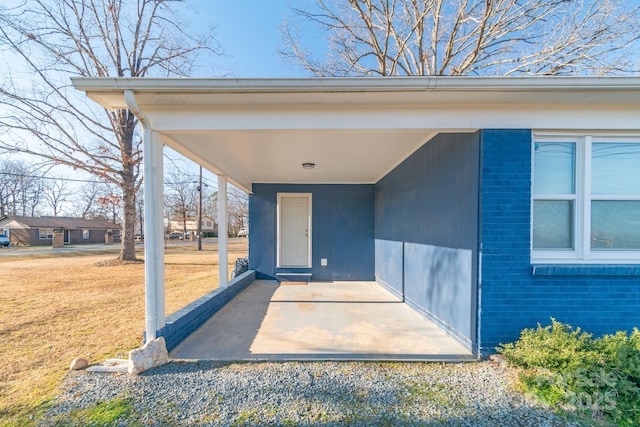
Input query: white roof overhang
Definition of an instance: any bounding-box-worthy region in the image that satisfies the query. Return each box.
[72,77,640,193]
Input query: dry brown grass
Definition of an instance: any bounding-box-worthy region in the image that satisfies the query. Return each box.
[0,239,247,424]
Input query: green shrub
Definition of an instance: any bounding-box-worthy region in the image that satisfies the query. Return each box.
[499,319,598,371]
[498,319,640,426]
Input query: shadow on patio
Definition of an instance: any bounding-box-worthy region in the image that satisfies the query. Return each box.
[170,280,475,361]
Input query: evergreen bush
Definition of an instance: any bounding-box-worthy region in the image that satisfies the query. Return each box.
[498,319,640,426]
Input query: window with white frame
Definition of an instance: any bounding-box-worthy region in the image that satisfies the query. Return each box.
[532,135,640,263]
[83,229,90,239]
[38,228,54,239]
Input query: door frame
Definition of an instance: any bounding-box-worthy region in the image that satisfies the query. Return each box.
[276,192,312,268]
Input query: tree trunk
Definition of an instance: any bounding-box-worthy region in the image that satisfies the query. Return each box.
[118,110,138,261]
[119,176,137,261]
[182,212,187,236]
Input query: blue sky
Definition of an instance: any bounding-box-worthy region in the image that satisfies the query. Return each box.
[190,0,316,78]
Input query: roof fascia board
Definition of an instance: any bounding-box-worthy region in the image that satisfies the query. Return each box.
[72,76,640,93]
[72,76,640,112]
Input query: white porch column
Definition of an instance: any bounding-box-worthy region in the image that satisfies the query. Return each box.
[142,129,165,341]
[217,174,228,288]
[126,89,165,343]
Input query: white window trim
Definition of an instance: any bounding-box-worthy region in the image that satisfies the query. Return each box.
[38,228,53,240]
[276,192,312,268]
[532,133,640,264]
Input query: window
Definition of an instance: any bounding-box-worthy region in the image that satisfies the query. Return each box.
[83,229,90,240]
[532,135,640,263]
[38,228,53,239]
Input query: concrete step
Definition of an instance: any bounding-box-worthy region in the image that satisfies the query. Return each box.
[276,273,312,283]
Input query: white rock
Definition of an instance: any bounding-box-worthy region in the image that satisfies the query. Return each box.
[69,357,89,370]
[128,337,169,374]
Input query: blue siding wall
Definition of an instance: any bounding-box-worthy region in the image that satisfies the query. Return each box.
[479,129,640,356]
[249,184,375,281]
[375,133,480,350]
[374,239,403,298]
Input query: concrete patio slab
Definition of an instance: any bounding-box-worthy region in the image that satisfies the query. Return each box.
[170,280,475,361]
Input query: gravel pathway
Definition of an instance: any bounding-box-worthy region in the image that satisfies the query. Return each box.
[44,360,588,426]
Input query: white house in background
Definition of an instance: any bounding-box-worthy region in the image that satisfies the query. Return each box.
[167,215,216,236]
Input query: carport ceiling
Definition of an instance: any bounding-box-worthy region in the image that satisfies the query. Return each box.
[71,76,640,193]
[161,128,437,186]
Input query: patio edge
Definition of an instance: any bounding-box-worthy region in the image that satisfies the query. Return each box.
[156,270,256,351]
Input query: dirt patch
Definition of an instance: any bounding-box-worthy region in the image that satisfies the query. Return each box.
[94,258,145,266]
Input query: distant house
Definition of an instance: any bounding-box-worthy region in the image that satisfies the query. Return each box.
[0,216,121,246]
[167,215,216,237]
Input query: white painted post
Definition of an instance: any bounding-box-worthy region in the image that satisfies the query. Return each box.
[142,130,165,341]
[217,175,228,288]
[125,90,165,342]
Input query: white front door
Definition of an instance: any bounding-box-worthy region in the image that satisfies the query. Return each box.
[278,193,311,267]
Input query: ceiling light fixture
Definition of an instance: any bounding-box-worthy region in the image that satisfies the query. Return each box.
[302,162,315,169]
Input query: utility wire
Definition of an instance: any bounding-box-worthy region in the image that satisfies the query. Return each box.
[0,171,98,184]
[0,171,221,189]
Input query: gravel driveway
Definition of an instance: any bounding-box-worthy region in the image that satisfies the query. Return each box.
[45,361,588,426]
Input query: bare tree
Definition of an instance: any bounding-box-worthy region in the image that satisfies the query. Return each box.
[205,185,248,237]
[227,185,248,236]
[73,179,107,219]
[281,0,640,76]
[136,186,145,236]
[0,0,219,260]
[0,159,45,217]
[165,170,199,236]
[202,191,219,224]
[97,192,122,224]
[42,177,71,217]
[24,176,45,217]
[0,160,23,217]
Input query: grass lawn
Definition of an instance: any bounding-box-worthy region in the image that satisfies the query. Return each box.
[0,238,247,426]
